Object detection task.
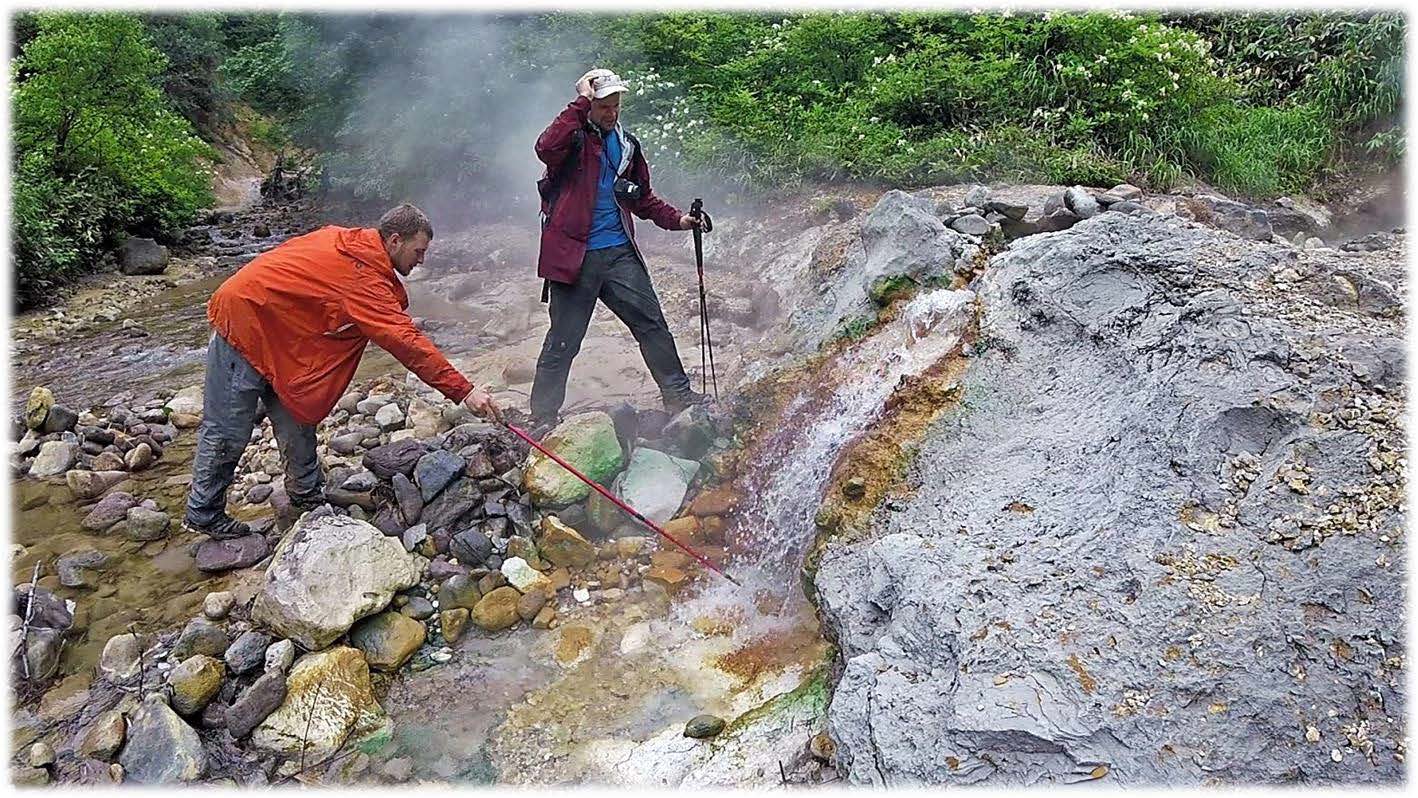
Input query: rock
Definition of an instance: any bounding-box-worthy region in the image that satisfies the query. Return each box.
[615,447,700,525]
[24,386,55,430]
[357,394,394,416]
[251,647,388,759]
[330,432,365,456]
[92,451,126,472]
[963,185,990,207]
[685,714,726,739]
[516,590,547,622]
[421,477,483,532]
[251,514,424,650]
[450,527,492,566]
[362,439,427,480]
[1110,200,1147,215]
[688,488,740,517]
[337,470,378,492]
[439,608,470,642]
[350,611,427,672]
[615,536,653,558]
[949,214,992,236]
[194,534,269,572]
[172,617,229,660]
[117,694,206,783]
[1179,193,1274,241]
[505,535,546,569]
[463,447,496,479]
[402,596,435,620]
[663,405,715,460]
[81,492,137,531]
[66,469,127,500]
[99,632,146,682]
[438,575,482,611]
[375,403,405,431]
[984,200,1028,221]
[119,439,151,470]
[29,741,55,767]
[471,586,522,631]
[225,671,286,739]
[224,630,273,675]
[28,440,80,477]
[381,757,414,782]
[57,549,108,588]
[538,516,596,568]
[118,237,170,276]
[164,385,204,417]
[406,397,445,439]
[644,565,690,594]
[810,731,837,762]
[402,523,428,553]
[1064,186,1100,219]
[532,606,556,629]
[1108,183,1143,202]
[11,766,49,786]
[501,557,552,595]
[477,571,508,595]
[79,709,127,760]
[814,210,1408,786]
[203,591,236,621]
[415,450,464,502]
[522,412,625,506]
[42,404,78,434]
[264,639,295,674]
[169,655,225,715]
[124,506,170,541]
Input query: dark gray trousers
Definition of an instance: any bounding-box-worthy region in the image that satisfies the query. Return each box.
[530,244,692,419]
[184,332,323,528]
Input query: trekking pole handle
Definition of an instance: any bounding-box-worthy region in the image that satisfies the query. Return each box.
[690,197,713,233]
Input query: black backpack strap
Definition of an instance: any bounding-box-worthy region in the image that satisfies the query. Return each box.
[543,129,585,212]
[541,279,551,303]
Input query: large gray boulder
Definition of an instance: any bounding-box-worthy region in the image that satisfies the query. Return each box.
[251,514,425,649]
[118,238,170,276]
[793,190,980,348]
[815,212,1405,785]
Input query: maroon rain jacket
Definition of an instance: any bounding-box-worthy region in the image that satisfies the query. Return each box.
[535,95,684,284]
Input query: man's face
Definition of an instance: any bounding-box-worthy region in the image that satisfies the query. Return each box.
[386,231,431,276]
[589,93,622,131]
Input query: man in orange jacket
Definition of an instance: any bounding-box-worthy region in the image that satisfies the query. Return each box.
[184,203,503,540]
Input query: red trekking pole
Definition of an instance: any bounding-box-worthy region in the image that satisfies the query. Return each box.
[505,422,741,587]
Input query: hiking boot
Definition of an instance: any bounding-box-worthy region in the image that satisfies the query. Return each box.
[183,514,253,541]
[287,488,328,514]
[663,390,713,416]
[526,414,560,440]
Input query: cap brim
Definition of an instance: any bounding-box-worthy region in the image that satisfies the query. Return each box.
[592,85,628,99]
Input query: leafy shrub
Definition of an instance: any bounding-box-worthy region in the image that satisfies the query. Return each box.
[11,12,213,308]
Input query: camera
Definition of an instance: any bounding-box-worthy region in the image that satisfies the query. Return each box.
[613,178,642,202]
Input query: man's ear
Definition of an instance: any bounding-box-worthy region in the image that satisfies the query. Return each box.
[386,232,402,251]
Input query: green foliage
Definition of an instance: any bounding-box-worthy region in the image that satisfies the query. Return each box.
[141,13,229,129]
[1177,104,1331,196]
[11,12,213,308]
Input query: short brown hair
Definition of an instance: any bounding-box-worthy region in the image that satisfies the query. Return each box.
[378,202,434,241]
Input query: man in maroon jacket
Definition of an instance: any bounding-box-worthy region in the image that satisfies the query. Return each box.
[530,68,706,430]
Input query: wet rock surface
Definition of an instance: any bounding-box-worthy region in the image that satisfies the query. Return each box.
[815,211,1406,785]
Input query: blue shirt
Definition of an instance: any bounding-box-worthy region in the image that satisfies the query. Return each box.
[587,129,630,250]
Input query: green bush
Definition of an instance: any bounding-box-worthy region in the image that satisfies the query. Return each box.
[11,12,213,308]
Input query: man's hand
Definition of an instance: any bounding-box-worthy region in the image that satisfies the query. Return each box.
[462,387,504,425]
[576,68,614,99]
[679,214,703,231]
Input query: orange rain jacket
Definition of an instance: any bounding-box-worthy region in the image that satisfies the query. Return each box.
[207,226,473,425]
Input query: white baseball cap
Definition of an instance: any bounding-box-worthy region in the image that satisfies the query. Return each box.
[590,71,630,99]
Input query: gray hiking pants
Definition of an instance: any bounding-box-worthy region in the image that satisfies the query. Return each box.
[184,332,323,528]
[530,243,692,418]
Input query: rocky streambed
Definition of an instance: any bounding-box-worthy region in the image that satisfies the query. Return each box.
[9,178,1403,787]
